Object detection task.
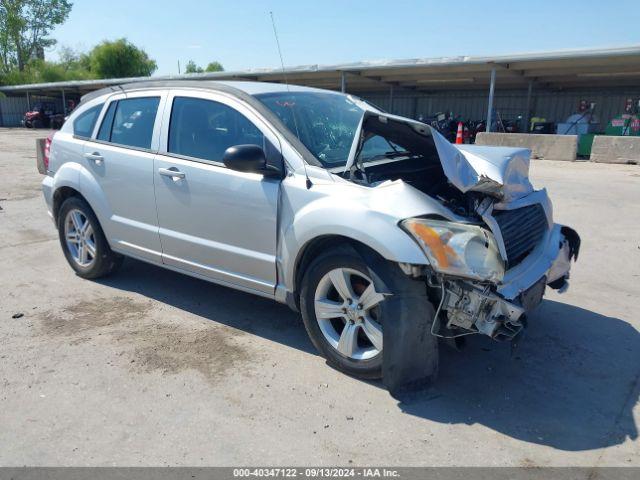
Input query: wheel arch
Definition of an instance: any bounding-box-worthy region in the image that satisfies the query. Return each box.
[50,161,112,233]
[52,186,84,224]
[290,234,415,311]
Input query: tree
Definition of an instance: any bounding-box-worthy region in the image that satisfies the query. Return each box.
[184,60,224,74]
[184,59,203,74]
[0,6,12,72]
[0,0,73,71]
[205,61,223,72]
[88,38,156,78]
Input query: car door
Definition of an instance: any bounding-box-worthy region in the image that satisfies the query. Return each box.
[83,90,167,263]
[153,90,281,295]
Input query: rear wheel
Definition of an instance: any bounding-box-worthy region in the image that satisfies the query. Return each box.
[57,196,123,279]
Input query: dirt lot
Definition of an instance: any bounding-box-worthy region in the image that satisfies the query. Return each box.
[0,127,638,466]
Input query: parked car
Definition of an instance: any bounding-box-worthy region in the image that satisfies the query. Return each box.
[39,81,580,392]
[23,101,65,129]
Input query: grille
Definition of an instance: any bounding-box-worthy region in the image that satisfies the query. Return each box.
[492,204,548,268]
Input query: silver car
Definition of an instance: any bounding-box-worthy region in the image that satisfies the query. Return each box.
[40,80,580,392]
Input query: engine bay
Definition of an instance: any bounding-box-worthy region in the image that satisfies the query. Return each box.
[346,155,487,219]
[338,113,491,219]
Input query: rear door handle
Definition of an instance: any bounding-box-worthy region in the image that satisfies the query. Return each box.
[84,152,103,165]
[158,167,186,180]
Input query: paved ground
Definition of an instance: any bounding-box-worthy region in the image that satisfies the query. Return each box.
[0,128,638,466]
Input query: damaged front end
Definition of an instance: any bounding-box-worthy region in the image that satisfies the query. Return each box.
[403,220,580,342]
[436,281,527,341]
[347,111,581,343]
[401,208,581,343]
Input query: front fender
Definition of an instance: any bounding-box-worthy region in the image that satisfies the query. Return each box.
[279,195,428,293]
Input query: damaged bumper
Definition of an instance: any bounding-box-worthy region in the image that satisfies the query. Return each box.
[434,224,580,341]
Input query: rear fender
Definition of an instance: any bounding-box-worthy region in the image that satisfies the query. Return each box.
[51,162,113,235]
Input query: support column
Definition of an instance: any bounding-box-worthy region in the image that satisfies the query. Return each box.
[389,84,394,113]
[26,91,31,111]
[524,80,533,133]
[486,68,496,133]
[340,71,346,93]
[61,89,66,114]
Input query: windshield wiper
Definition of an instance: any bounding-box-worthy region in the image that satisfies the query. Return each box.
[361,150,412,162]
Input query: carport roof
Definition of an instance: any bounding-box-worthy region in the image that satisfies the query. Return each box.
[2,45,640,96]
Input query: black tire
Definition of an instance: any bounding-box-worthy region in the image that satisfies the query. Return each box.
[57,196,123,279]
[300,246,438,381]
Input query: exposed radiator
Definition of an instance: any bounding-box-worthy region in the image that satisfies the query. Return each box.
[493,204,548,268]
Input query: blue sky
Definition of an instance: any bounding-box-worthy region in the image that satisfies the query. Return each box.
[50,0,640,76]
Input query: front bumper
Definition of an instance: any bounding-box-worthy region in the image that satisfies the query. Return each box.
[436,224,580,341]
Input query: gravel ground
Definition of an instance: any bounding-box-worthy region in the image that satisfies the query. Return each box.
[0,128,638,466]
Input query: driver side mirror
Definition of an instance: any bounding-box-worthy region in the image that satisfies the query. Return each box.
[223,144,282,178]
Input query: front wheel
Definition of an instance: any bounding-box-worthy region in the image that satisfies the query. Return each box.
[300,248,438,381]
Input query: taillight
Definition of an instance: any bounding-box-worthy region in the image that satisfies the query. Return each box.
[44,132,54,171]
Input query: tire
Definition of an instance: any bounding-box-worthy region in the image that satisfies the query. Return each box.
[32,119,43,129]
[57,196,123,279]
[300,246,438,381]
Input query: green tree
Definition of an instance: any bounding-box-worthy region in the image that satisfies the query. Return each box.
[205,61,223,72]
[184,60,224,74]
[89,38,156,78]
[0,6,12,72]
[184,59,203,74]
[0,0,73,72]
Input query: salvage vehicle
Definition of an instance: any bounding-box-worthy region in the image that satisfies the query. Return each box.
[39,81,580,391]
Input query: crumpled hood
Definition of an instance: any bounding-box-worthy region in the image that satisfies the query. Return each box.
[348,111,534,203]
[431,133,534,202]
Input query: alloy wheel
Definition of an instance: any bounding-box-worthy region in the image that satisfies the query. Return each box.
[314,267,385,360]
[64,209,97,267]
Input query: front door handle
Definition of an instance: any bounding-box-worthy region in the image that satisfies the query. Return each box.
[84,152,103,165]
[158,167,186,180]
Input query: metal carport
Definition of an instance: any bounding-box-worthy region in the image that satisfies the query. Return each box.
[2,45,640,129]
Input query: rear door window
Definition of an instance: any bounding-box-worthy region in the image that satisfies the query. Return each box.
[109,97,160,149]
[168,96,264,162]
[73,104,103,138]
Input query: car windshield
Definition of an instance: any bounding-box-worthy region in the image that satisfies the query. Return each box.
[254,91,364,167]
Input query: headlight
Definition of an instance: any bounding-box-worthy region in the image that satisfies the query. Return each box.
[401,218,504,282]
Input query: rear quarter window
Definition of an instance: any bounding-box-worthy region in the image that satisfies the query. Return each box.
[73,104,104,138]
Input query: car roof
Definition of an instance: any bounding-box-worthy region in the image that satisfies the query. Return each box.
[81,80,340,103]
[218,80,340,95]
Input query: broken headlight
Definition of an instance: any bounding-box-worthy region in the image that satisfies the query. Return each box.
[400,218,504,282]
